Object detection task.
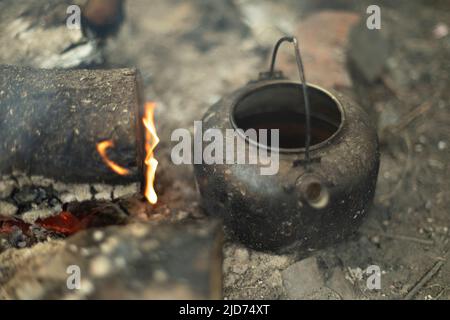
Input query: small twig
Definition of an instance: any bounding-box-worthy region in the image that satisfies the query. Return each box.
[381,233,434,246]
[404,246,449,300]
[362,228,434,246]
[388,101,432,135]
[434,287,448,300]
[404,260,444,300]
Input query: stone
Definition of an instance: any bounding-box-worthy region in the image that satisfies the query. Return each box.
[282,256,325,299]
[12,186,39,204]
[22,208,60,224]
[113,183,139,199]
[0,201,18,217]
[276,11,361,89]
[0,179,16,199]
[16,175,32,188]
[348,18,391,82]
[60,193,77,204]
[53,182,70,193]
[7,227,29,249]
[93,184,113,201]
[92,184,113,194]
[281,256,358,300]
[94,192,112,201]
[59,184,92,203]
[68,184,92,202]
[30,176,54,187]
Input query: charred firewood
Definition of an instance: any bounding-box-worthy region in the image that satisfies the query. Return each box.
[0,220,223,300]
[0,65,144,184]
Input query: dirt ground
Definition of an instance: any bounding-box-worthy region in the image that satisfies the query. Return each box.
[1,0,449,300]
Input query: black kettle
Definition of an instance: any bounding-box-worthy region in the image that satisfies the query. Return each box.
[194,37,380,254]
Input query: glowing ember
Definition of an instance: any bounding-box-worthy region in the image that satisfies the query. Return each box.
[96,140,131,176]
[0,218,30,234]
[0,212,87,237]
[142,102,160,205]
[36,211,85,236]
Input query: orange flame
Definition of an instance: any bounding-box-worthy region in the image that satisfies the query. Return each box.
[142,102,160,204]
[96,140,131,176]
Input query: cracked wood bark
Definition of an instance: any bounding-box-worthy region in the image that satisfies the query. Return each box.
[0,65,144,183]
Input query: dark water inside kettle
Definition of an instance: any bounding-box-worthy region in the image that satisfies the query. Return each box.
[237,110,339,149]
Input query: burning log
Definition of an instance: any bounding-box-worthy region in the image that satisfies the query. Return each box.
[0,65,144,184]
[0,220,223,300]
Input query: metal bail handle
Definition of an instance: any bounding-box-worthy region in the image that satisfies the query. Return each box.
[268,36,329,209]
[268,36,312,170]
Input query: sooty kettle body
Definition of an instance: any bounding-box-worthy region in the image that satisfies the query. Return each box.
[193,37,380,254]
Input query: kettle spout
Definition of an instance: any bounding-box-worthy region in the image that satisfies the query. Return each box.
[297,174,330,209]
